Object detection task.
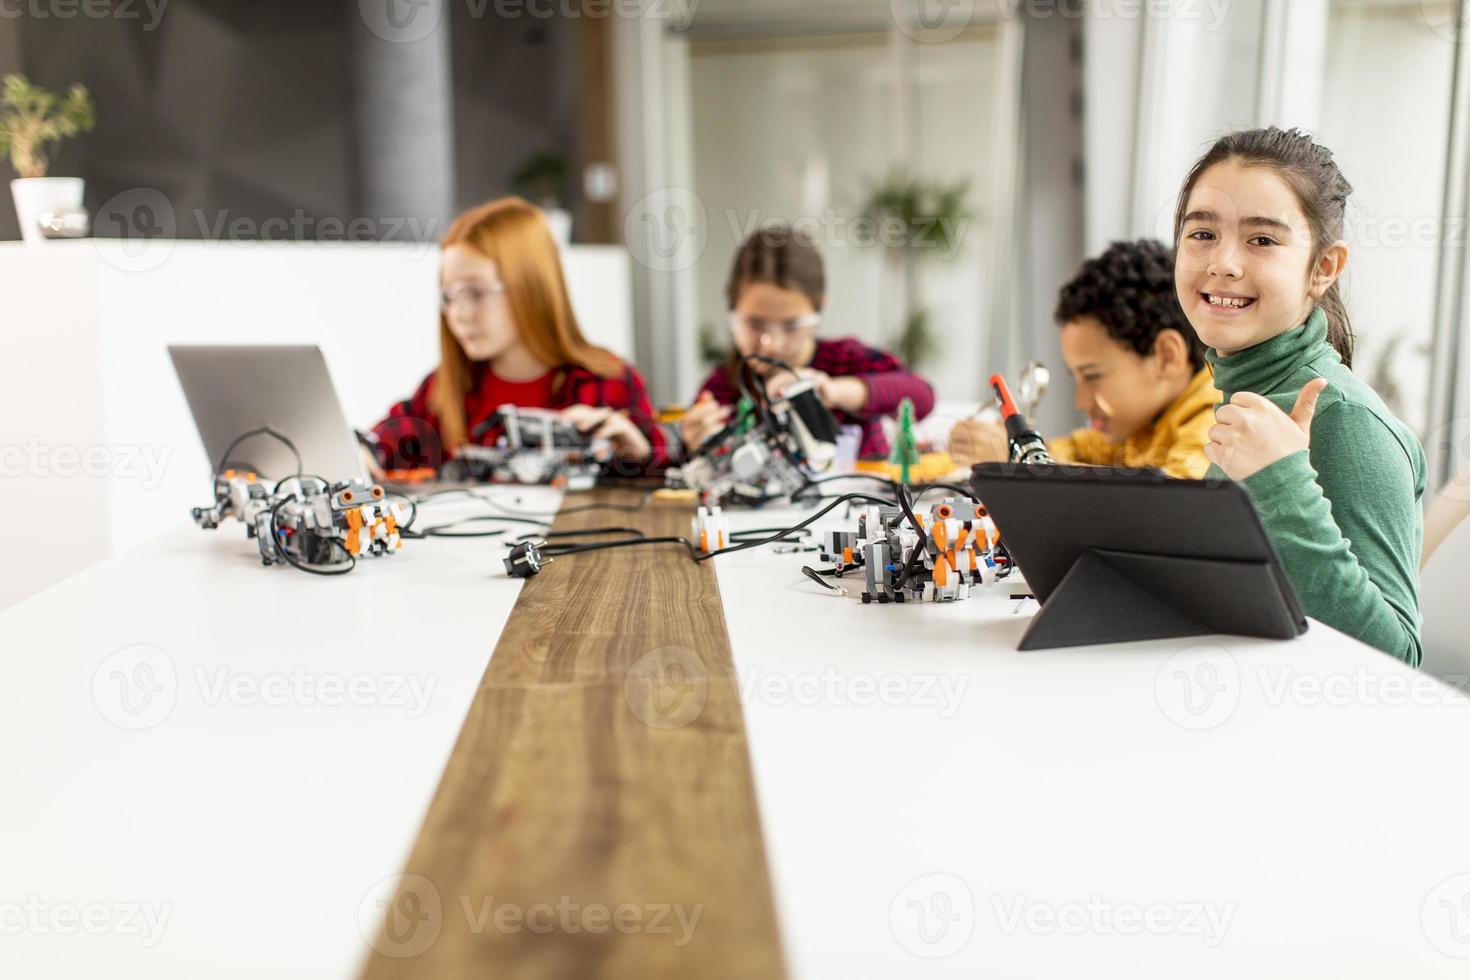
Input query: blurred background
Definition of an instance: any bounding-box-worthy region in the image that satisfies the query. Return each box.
[3,0,1469,603]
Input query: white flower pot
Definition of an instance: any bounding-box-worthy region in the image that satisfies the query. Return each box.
[545,207,572,247]
[11,177,84,245]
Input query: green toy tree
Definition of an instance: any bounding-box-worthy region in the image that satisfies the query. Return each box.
[0,74,95,179]
[888,397,920,484]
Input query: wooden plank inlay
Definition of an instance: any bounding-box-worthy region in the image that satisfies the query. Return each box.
[359,487,787,980]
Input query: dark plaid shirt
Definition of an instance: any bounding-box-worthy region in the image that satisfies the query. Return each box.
[695,337,935,458]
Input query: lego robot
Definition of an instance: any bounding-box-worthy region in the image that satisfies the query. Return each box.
[668,378,841,506]
[819,496,1000,603]
[452,404,612,490]
[193,470,405,569]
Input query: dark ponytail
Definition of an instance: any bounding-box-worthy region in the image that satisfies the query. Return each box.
[1172,126,1355,367]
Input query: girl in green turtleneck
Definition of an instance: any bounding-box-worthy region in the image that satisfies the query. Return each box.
[1171,127,1426,666]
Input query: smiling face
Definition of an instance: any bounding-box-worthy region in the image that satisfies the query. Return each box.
[1059,316,1194,444]
[1175,158,1344,356]
[440,243,522,363]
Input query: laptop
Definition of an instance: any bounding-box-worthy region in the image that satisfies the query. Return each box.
[168,345,365,482]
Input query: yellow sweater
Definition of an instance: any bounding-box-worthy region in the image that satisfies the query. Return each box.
[1048,368,1220,479]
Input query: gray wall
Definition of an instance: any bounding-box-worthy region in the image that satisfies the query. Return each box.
[0,1,585,243]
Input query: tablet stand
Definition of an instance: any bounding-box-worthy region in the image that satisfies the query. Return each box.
[1018,548,1304,650]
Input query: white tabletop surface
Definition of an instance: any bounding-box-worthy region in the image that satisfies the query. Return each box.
[3,482,1470,978]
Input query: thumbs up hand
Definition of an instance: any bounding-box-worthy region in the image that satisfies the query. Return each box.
[1204,378,1329,481]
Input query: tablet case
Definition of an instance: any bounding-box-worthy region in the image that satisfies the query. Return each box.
[968,462,1308,650]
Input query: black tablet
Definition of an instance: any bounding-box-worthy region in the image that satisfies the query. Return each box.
[969,462,1308,650]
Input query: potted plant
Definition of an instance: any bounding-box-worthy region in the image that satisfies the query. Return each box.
[860,171,973,369]
[1,74,95,245]
[511,150,572,245]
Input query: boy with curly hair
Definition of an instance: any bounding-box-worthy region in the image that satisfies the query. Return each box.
[952,239,1220,479]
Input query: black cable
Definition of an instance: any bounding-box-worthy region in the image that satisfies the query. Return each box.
[401,514,547,539]
[913,482,980,502]
[410,486,650,517]
[728,526,811,542]
[214,426,302,481]
[801,565,843,592]
[507,492,895,566]
[267,497,356,576]
[544,535,700,561]
[385,492,417,531]
[696,492,895,562]
[515,526,649,551]
[272,474,330,495]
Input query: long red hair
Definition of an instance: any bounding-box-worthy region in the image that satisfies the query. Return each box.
[432,197,622,448]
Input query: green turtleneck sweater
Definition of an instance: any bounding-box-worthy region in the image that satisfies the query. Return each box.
[1205,308,1426,665]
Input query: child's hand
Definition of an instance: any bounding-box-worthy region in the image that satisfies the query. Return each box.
[1204,378,1328,481]
[561,405,652,461]
[679,392,732,449]
[766,368,866,412]
[948,419,1010,466]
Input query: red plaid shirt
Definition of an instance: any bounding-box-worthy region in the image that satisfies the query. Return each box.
[695,337,935,458]
[371,360,670,475]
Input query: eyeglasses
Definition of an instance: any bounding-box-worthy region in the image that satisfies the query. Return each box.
[441,280,506,313]
[728,312,821,340]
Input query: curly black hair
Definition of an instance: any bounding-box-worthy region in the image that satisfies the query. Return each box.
[1053,239,1205,371]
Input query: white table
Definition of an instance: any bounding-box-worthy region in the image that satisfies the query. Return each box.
[0,485,562,979]
[0,239,634,610]
[716,498,1470,978]
[3,484,1470,979]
